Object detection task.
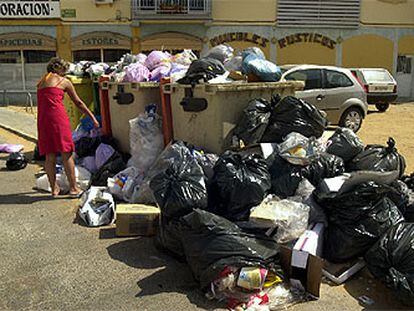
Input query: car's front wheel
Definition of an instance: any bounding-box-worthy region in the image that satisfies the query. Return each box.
[339,107,363,132]
[375,103,390,112]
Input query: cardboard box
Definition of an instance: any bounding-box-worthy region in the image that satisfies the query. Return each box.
[280,223,325,299]
[116,204,160,237]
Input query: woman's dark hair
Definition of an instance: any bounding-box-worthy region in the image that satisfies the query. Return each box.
[47,57,69,74]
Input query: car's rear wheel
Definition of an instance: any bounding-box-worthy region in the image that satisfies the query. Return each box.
[339,107,363,132]
[375,103,390,112]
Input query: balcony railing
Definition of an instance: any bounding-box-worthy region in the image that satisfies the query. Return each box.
[132,0,211,20]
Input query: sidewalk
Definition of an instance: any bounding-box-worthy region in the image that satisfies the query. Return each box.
[0,107,37,142]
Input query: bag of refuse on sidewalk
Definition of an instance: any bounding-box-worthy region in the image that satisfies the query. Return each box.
[348,138,406,178]
[95,143,115,170]
[0,144,24,153]
[315,182,404,263]
[267,153,304,198]
[180,209,282,289]
[231,98,274,146]
[326,127,364,162]
[365,223,414,306]
[107,167,144,202]
[242,52,282,82]
[35,165,91,193]
[210,151,271,221]
[177,57,226,85]
[150,144,207,219]
[261,96,328,143]
[190,148,218,184]
[202,44,234,63]
[91,152,126,186]
[303,153,345,187]
[6,152,28,171]
[127,104,163,173]
[250,195,310,243]
[78,187,115,227]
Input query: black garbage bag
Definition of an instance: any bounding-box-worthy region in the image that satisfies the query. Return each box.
[156,215,186,259]
[210,151,271,221]
[348,138,406,178]
[261,96,328,143]
[75,136,119,158]
[6,152,28,171]
[326,127,364,162]
[181,209,282,289]
[33,143,45,161]
[303,153,345,187]
[365,223,414,306]
[267,153,304,198]
[150,146,208,219]
[177,58,226,85]
[401,172,414,190]
[315,182,404,262]
[91,152,126,186]
[232,98,274,145]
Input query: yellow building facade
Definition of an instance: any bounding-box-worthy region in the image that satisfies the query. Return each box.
[0,0,413,99]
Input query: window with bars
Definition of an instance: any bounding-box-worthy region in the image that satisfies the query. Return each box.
[277,0,360,28]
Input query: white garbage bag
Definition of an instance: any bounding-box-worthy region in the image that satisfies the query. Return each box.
[78,187,115,227]
[107,167,144,202]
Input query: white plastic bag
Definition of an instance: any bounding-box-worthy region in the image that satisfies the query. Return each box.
[250,195,310,243]
[107,167,144,202]
[278,132,323,166]
[78,187,115,227]
[127,105,164,173]
[35,166,91,194]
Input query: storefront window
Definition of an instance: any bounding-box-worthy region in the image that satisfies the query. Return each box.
[104,49,130,63]
[73,50,101,63]
[0,51,23,90]
[24,50,56,90]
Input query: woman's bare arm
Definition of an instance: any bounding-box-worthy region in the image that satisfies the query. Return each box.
[64,80,99,128]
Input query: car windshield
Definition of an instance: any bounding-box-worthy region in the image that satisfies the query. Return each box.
[362,70,393,83]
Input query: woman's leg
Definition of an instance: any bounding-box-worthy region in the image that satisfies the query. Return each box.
[45,153,59,196]
[62,152,80,194]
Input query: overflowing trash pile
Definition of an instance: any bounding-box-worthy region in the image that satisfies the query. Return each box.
[66,44,283,85]
[29,44,414,309]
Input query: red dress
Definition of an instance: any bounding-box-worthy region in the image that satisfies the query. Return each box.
[37,75,74,156]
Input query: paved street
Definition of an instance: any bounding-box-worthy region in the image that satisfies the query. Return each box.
[0,112,409,310]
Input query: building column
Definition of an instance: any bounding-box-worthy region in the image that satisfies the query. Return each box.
[132,26,141,54]
[270,38,277,63]
[392,29,398,75]
[56,24,72,61]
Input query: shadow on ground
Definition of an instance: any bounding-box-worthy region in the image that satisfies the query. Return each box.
[0,191,56,204]
[107,238,224,310]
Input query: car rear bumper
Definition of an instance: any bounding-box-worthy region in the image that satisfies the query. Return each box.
[367,93,398,104]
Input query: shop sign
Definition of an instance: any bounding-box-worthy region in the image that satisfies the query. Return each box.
[0,32,56,51]
[210,32,269,48]
[0,1,60,19]
[61,9,76,18]
[72,32,131,50]
[278,33,336,50]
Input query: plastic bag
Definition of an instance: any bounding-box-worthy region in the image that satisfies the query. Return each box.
[127,105,164,173]
[144,50,170,71]
[82,156,97,173]
[210,151,271,221]
[303,153,345,187]
[177,57,226,85]
[232,98,273,146]
[91,152,126,186]
[6,152,27,170]
[224,55,243,72]
[267,153,304,198]
[180,209,282,289]
[326,127,364,162]
[107,166,144,202]
[315,182,404,262]
[36,166,91,193]
[149,63,172,82]
[0,144,23,153]
[123,63,150,82]
[242,47,265,60]
[202,44,234,63]
[242,53,281,82]
[261,96,328,143]
[171,49,197,66]
[250,195,310,243]
[169,62,190,83]
[95,143,115,170]
[348,138,406,178]
[278,132,322,166]
[78,187,115,227]
[365,223,414,306]
[150,145,207,219]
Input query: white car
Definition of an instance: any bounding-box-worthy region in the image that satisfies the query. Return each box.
[280,65,369,132]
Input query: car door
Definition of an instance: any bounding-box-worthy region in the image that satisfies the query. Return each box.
[322,69,357,122]
[283,69,325,109]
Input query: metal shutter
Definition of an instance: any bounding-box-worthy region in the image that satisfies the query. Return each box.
[277,0,360,28]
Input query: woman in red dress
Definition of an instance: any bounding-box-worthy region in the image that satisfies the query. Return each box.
[37,57,99,196]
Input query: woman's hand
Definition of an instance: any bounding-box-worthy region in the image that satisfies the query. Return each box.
[93,118,100,128]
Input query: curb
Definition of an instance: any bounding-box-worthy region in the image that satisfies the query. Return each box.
[0,123,37,143]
